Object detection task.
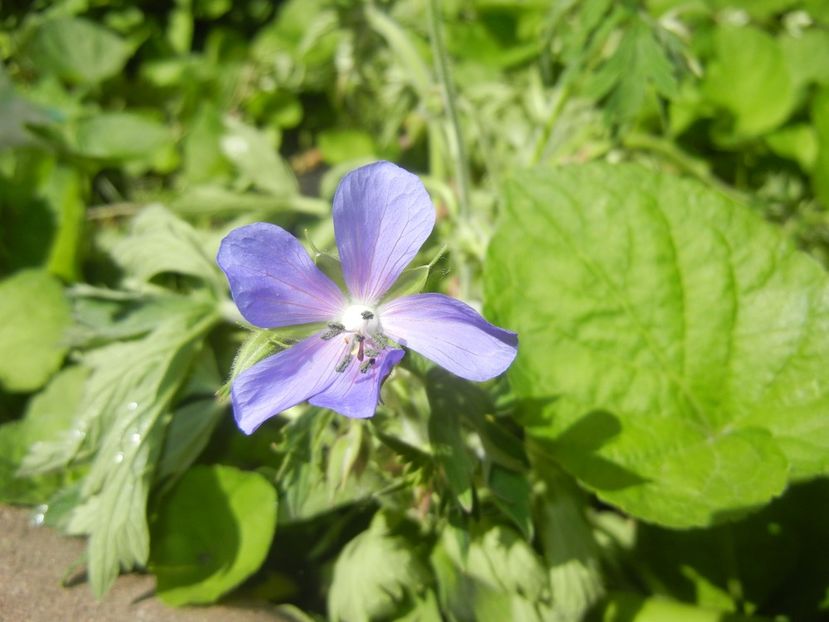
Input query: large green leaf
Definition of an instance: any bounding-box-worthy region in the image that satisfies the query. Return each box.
[150,465,277,605]
[27,17,131,84]
[486,163,829,527]
[0,269,71,392]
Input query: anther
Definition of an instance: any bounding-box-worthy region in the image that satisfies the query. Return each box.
[335,353,353,373]
[361,310,374,320]
[360,358,376,374]
[321,321,345,340]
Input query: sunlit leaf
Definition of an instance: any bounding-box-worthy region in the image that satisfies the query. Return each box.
[151,465,277,605]
[702,26,794,137]
[487,163,829,527]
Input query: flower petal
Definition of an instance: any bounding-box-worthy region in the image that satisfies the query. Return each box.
[333,161,435,303]
[309,347,405,418]
[218,222,346,328]
[231,334,348,434]
[380,293,518,381]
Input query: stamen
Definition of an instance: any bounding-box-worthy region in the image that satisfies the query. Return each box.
[321,322,345,340]
[361,310,375,320]
[335,353,353,373]
[360,358,376,374]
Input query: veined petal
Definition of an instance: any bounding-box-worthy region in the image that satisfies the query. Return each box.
[310,347,405,418]
[333,161,435,304]
[380,293,518,381]
[218,223,346,328]
[231,334,348,434]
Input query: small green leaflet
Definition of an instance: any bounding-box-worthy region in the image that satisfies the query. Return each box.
[486,162,829,528]
[585,15,679,123]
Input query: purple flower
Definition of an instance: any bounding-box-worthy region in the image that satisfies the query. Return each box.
[217,161,518,434]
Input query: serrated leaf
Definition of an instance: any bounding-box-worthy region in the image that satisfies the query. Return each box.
[432,524,552,622]
[27,17,131,84]
[0,269,71,392]
[21,301,217,597]
[150,465,277,605]
[486,163,829,527]
[329,514,430,622]
[111,204,221,287]
[587,17,679,122]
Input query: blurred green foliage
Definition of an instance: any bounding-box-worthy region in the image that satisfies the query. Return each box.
[1,0,829,620]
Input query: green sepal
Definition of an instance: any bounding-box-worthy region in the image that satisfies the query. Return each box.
[218,323,324,400]
[306,231,347,291]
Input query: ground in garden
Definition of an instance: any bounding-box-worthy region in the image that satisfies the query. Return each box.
[0,505,288,621]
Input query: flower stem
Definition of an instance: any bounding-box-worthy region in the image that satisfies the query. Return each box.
[426,0,472,220]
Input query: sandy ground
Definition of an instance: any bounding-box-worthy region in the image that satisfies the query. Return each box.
[0,505,289,622]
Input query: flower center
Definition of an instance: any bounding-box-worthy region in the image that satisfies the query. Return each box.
[341,304,380,336]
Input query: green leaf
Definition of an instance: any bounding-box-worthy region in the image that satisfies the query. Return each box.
[220,117,297,197]
[0,269,71,392]
[812,87,829,208]
[150,465,277,605]
[780,29,829,91]
[487,465,533,541]
[69,112,173,162]
[21,301,217,597]
[328,513,430,622]
[42,166,85,281]
[486,163,829,527]
[587,17,679,122]
[765,124,819,171]
[111,204,221,286]
[702,26,794,137]
[431,524,552,622]
[27,17,131,84]
[382,266,431,302]
[425,368,477,512]
[318,129,376,165]
[0,366,87,503]
[170,185,328,217]
[182,103,233,185]
[597,592,765,622]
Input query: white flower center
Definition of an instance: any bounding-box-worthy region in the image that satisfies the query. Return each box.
[341,304,380,335]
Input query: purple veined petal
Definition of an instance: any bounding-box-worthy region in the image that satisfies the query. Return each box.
[333,161,436,304]
[231,334,349,434]
[218,222,346,328]
[380,293,518,382]
[309,347,405,418]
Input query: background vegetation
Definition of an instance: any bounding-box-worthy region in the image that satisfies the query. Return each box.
[2,0,829,620]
